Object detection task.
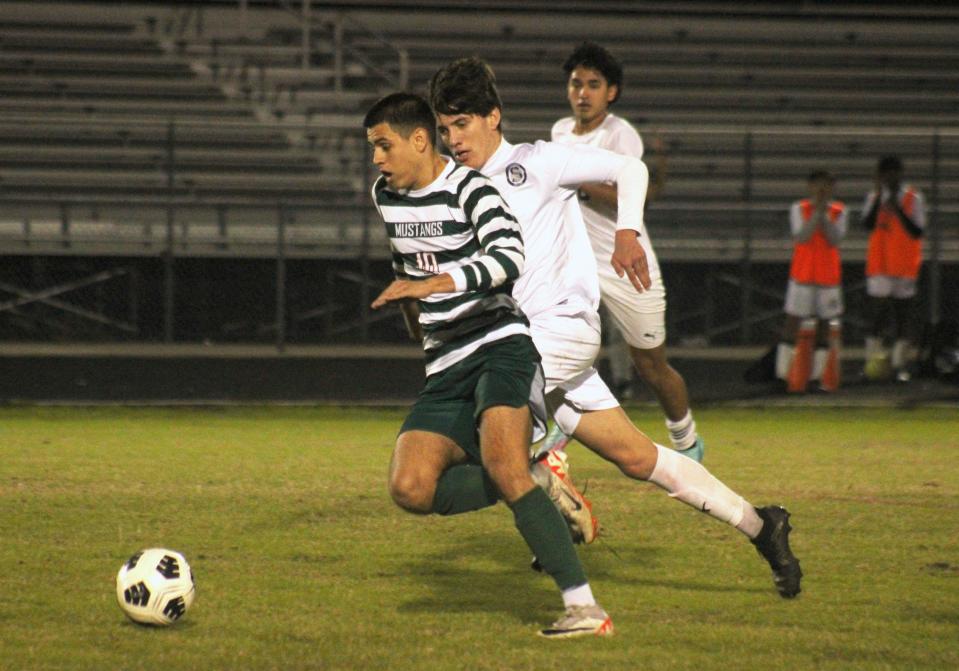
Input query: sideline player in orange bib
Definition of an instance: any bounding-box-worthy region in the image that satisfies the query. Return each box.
[776,170,847,392]
[860,155,926,382]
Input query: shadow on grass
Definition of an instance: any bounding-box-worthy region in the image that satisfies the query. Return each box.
[117,618,198,632]
[397,528,765,624]
[397,532,571,625]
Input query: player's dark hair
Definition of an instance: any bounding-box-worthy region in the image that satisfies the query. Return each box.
[363,92,436,146]
[878,155,903,173]
[428,57,503,129]
[562,41,624,104]
[807,169,835,183]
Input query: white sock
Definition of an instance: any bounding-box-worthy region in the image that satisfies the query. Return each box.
[648,443,760,538]
[665,410,697,451]
[775,342,794,380]
[812,348,828,381]
[561,583,596,608]
[736,505,764,538]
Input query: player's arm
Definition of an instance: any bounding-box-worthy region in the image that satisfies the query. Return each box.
[790,202,817,243]
[565,125,652,216]
[575,183,617,219]
[372,274,455,309]
[554,144,651,291]
[578,163,664,214]
[823,206,848,247]
[860,189,881,231]
[889,193,924,239]
[372,247,452,314]
[445,171,525,292]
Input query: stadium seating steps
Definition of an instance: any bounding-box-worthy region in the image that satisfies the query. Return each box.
[0,0,956,260]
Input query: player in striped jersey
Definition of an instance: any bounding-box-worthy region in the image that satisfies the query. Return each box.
[427,59,802,601]
[373,145,530,377]
[365,92,612,639]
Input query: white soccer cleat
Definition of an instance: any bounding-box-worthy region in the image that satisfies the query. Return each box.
[530,450,599,544]
[539,604,614,639]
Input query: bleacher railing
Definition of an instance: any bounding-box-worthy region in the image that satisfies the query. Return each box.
[1,119,956,345]
[161,2,409,102]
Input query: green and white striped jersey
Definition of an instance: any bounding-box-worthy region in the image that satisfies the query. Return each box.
[372,159,530,376]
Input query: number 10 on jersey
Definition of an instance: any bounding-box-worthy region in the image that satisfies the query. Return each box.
[416,252,439,274]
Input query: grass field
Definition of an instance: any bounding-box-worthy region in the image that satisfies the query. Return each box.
[1,406,957,670]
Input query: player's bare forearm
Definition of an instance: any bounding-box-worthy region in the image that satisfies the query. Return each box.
[611,229,651,292]
[577,183,618,219]
[371,275,455,310]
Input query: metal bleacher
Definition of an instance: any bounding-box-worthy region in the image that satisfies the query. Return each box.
[0,0,956,346]
[0,1,377,259]
[355,3,959,265]
[0,1,957,264]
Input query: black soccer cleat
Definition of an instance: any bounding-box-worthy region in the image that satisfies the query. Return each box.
[751,505,802,598]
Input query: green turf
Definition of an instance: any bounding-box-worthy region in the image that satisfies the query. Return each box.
[1,406,957,670]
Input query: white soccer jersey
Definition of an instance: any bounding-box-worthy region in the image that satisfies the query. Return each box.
[552,114,661,280]
[478,138,640,321]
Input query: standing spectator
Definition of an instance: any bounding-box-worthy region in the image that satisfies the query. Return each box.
[776,170,847,392]
[861,156,926,382]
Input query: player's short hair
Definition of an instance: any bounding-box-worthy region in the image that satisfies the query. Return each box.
[562,41,624,104]
[363,92,436,146]
[807,169,835,183]
[428,57,503,127]
[878,155,903,173]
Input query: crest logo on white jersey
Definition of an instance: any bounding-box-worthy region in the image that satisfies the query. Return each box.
[506,163,527,186]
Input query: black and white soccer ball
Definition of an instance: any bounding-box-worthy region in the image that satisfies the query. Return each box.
[116,548,196,626]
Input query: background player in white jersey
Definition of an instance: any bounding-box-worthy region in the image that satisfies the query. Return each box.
[365,92,611,638]
[426,58,802,600]
[549,41,703,462]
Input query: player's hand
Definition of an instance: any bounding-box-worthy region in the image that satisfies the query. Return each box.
[883,185,900,205]
[371,275,453,309]
[611,230,651,292]
[371,279,430,309]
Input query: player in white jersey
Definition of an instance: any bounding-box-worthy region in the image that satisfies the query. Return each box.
[365,93,611,638]
[549,41,703,461]
[427,58,802,600]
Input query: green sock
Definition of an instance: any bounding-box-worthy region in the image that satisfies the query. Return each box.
[510,487,587,591]
[430,464,500,516]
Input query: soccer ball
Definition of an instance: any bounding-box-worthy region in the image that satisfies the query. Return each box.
[116,548,196,626]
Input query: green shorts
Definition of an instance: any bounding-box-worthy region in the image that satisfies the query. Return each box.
[400,335,547,464]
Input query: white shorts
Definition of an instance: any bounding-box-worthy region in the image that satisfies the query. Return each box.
[867,275,917,299]
[598,271,667,350]
[784,280,844,319]
[529,307,619,435]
